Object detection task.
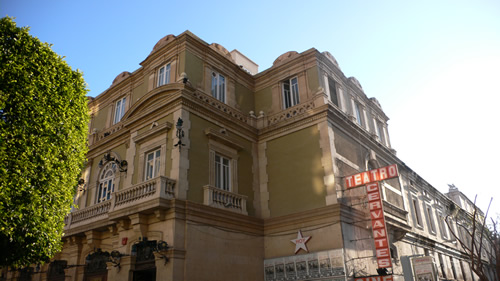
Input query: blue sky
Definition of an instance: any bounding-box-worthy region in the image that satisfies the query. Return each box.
[2,0,500,215]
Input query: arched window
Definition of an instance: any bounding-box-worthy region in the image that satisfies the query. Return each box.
[96,162,116,203]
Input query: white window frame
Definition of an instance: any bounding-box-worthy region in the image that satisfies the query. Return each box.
[96,162,116,203]
[144,148,161,181]
[282,77,299,109]
[211,71,226,103]
[157,63,171,87]
[215,153,231,191]
[206,129,242,194]
[113,97,127,124]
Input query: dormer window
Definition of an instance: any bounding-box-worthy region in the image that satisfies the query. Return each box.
[157,63,171,87]
[211,71,225,103]
[282,77,299,109]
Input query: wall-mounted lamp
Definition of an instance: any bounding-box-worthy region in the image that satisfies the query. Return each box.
[174,118,185,150]
[109,250,128,270]
[77,178,86,192]
[98,152,127,172]
[154,240,171,265]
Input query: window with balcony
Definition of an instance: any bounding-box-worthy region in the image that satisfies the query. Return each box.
[215,154,231,191]
[282,77,299,109]
[96,162,116,203]
[113,97,126,124]
[204,128,247,214]
[211,71,225,103]
[157,63,171,87]
[144,149,161,181]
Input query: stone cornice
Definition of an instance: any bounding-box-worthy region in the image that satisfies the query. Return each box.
[264,204,341,235]
[257,104,329,142]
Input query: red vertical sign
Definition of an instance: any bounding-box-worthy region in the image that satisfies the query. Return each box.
[366,182,392,269]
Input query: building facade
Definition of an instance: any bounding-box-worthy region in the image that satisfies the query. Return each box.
[2,31,495,281]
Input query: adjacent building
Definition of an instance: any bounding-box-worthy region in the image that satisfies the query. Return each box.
[2,31,495,281]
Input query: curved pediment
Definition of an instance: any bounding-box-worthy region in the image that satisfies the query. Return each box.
[111,71,131,87]
[209,43,234,62]
[273,51,299,66]
[150,34,177,55]
[120,84,185,124]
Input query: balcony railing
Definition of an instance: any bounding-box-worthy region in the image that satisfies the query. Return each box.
[203,185,248,215]
[65,176,176,229]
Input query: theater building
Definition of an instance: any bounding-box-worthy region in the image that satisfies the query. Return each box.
[2,31,495,281]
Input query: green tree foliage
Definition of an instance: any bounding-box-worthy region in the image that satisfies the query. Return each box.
[0,17,89,267]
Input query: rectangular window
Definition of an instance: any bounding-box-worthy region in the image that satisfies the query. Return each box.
[450,256,457,280]
[282,77,299,109]
[411,197,423,227]
[113,97,126,124]
[375,120,384,142]
[211,72,226,103]
[215,154,231,191]
[354,102,363,126]
[437,211,450,239]
[426,205,436,233]
[438,254,447,279]
[328,77,339,106]
[157,63,171,86]
[145,149,161,181]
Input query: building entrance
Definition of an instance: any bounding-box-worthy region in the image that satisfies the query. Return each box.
[133,268,156,281]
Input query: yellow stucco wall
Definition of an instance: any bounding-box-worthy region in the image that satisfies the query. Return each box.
[306,66,320,93]
[255,86,272,115]
[132,80,147,104]
[235,82,255,114]
[183,50,204,88]
[267,126,326,217]
[91,105,109,131]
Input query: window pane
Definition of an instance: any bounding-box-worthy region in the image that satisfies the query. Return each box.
[165,64,171,84]
[283,81,291,108]
[211,73,217,98]
[155,150,161,177]
[215,155,221,188]
[219,75,225,103]
[355,103,363,126]
[214,154,230,191]
[121,97,126,117]
[328,78,338,106]
[291,78,299,106]
[158,67,164,86]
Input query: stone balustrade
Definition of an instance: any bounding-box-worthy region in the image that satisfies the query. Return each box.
[65,176,176,229]
[203,185,248,215]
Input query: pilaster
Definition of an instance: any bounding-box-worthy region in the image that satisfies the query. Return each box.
[170,110,190,199]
